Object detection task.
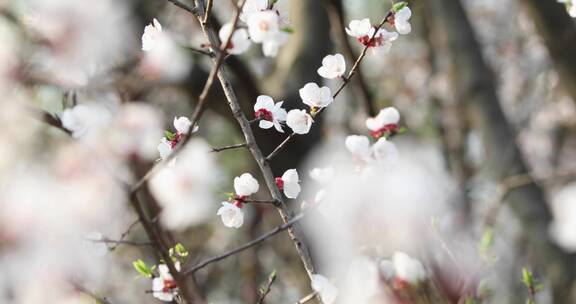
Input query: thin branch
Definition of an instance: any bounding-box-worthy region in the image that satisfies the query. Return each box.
[257,271,278,304]
[242,199,280,206]
[187,46,215,57]
[265,12,393,161]
[28,107,72,136]
[109,218,141,251]
[182,213,304,275]
[165,0,198,15]
[85,237,152,247]
[72,282,113,304]
[295,292,317,304]
[203,0,213,23]
[190,0,319,283]
[210,142,248,152]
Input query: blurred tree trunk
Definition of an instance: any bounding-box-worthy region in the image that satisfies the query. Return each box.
[520,0,576,105]
[424,0,576,302]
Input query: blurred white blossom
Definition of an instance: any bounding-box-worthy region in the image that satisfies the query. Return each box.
[217,201,245,228]
[317,54,346,79]
[286,109,313,134]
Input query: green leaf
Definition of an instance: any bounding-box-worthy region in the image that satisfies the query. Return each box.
[165,130,175,141]
[393,2,408,13]
[479,228,495,257]
[133,259,153,278]
[522,267,534,288]
[281,26,294,34]
[269,270,277,281]
[398,127,408,134]
[175,243,189,257]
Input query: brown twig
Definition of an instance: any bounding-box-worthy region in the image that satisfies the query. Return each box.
[203,0,213,23]
[28,107,72,136]
[109,218,141,251]
[210,142,248,152]
[73,282,113,304]
[182,213,304,274]
[85,237,153,247]
[165,0,198,15]
[242,199,280,206]
[190,0,319,283]
[265,13,393,161]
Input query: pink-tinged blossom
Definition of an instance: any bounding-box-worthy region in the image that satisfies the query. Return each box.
[344,135,372,163]
[247,10,281,43]
[299,82,333,108]
[380,252,427,286]
[318,54,346,79]
[311,274,338,304]
[157,116,198,160]
[234,173,260,197]
[346,18,398,52]
[152,264,179,302]
[366,107,401,138]
[276,169,301,199]
[219,22,251,55]
[254,95,287,132]
[217,202,244,228]
[371,137,399,167]
[286,109,313,134]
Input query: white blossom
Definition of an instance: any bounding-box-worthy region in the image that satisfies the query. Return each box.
[240,0,269,22]
[317,54,346,79]
[345,18,373,39]
[61,103,112,139]
[219,22,251,55]
[149,139,219,230]
[173,116,193,135]
[140,19,190,80]
[217,202,244,228]
[311,274,338,304]
[365,107,400,132]
[157,138,173,161]
[550,183,576,251]
[279,169,300,199]
[234,173,260,197]
[107,104,163,160]
[286,109,313,134]
[391,251,427,284]
[142,18,163,51]
[261,31,289,57]
[310,166,335,184]
[254,95,288,132]
[394,7,412,35]
[247,10,281,43]
[371,137,399,167]
[344,135,372,162]
[152,264,179,302]
[299,82,333,108]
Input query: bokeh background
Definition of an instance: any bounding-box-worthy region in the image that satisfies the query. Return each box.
[1,0,576,303]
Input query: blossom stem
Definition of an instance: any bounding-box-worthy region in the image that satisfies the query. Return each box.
[210,142,248,152]
[182,213,304,275]
[295,292,317,304]
[256,271,278,304]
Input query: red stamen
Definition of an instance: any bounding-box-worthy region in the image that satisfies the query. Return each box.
[255,108,273,121]
[370,123,400,138]
[275,177,284,190]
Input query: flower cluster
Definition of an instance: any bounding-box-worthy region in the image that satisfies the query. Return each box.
[217,173,259,228]
[345,3,412,52]
[157,117,198,160]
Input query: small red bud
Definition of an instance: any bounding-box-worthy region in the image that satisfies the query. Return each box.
[275,177,284,189]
